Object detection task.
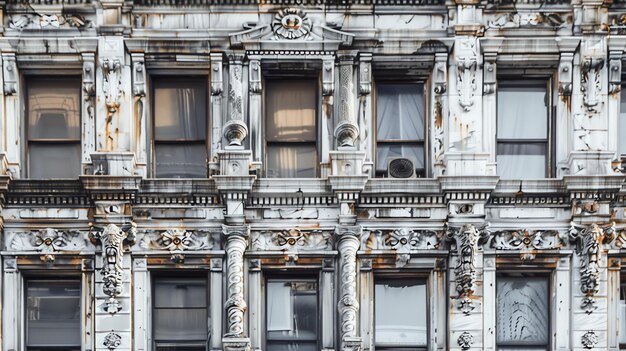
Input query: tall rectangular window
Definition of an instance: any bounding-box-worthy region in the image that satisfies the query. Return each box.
[375,278,428,350]
[620,84,626,157]
[27,77,81,179]
[153,277,208,350]
[266,278,318,351]
[153,77,207,178]
[497,80,550,179]
[26,279,81,351]
[265,79,317,178]
[376,83,425,177]
[496,275,550,350]
[619,278,626,348]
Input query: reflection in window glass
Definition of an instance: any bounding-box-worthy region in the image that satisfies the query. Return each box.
[27,77,81,179]
[26,280,81,350]
[497,276,549,350]
[375,278,427,350]
[266,279,318,351]
[153,277,208,350]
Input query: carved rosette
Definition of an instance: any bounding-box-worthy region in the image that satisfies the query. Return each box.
[336,226,362,351]
[223,225,249,338]
[569,222,615,313]
[272,8,312,40]
[581,330,598,349]
[580,57,604,113]
[457,331,473,350]
[89,222,136,314]
[100,58,123,114]
[8,228,89,263]
[446,223,489,315]
[489,229,566,261]
[103,332,122,350]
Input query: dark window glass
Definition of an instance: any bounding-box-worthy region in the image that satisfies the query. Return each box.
[375,278,428,350]
[26,280,81,349]
[266,279,318,351]
[27,77,81,179]
[153,77,207,178]
[265,80,317,178]
[153,277,208,349]
[376,83,425,177]
[496,80,549,179]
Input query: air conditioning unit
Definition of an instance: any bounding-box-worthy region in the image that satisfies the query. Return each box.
[387,157,417,178]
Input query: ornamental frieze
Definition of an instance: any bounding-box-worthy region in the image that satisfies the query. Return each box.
[250,229,332,252]
[138,229,216,263]
[488,229,566,261]
[7,228,92,263]
[363,228,442,267]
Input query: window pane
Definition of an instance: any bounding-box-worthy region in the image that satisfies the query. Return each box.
[267,144,316,178]
[29,143,81,179]
[620,85,626,155]
[26,280,81,347]
[154,78,207,141]
[267,280,318,346]
[377,83,424,141]
[266,80,316,142]
[154,278,207,308]
[497,276,549,346]
[375,278,427,348]
[496,143,546,179]
[497,82,548,140]
[620,282,626,345]
[155,144,207,178]
[28,78,80,140]
[376,144,424,173]
[154,308,207,341]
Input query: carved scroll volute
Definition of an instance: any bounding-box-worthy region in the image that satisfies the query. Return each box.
[580,57,605,112]
[608,51,622,95]
[434,52,448,95]
[89,222,136,314]
[569,222,616,313]
[357,53,371,95]
[323,57,336,96]
[558,53,574,96]
[222,225,250,339]
[446,223,489,315]
[249,59,262,94]
[210,53,224,96]
[336,225,362,351]
[482,53,496,95]
[132,53,146,97]
[2,53,17,96]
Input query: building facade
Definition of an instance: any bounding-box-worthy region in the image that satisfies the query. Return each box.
[2,0,626,350]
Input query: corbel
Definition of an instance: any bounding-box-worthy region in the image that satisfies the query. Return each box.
[608,50,622,95]
[131,53,145,97]
[2,53,17,96]
[81,53,96,97]
[322,56,335,96]
[558,52,574,96]
[580,56,605,111]
[482,52,496,95]
[357,53,371,95]
[249,59,262,94]
[434,52,448,95]
[210,52,223,96]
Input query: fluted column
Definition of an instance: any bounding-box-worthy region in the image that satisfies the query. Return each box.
[222,225,251,351]
[223,53,248,148]
[336,225,362,351]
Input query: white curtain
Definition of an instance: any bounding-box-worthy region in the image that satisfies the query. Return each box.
[497,85,547,140]
[377,84,424,141]
[266,80,316,142]
[375,279,427,347]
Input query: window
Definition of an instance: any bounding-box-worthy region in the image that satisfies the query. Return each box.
[496,275,550,350]
[375,277,428,350]
[153,77,208,178]
[27,77,81,179]
[620,83,626,157]
[497,80,550,179]
[153,277,208,350]
[25,279,81,351]
[266,278,318,351]
[265,79,318,178]
[375,83,425,177]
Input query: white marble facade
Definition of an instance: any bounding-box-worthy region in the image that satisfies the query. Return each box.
[2,0,626,350]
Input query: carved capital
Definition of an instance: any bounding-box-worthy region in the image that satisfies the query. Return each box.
[249,59,262,94]
[131,53,146,97]
[323,57,336,96]
[82,53,96,97]
[558,52,574,96]
[223,120,249,147]
[434,52,448,95]
[483,54,496,95]
[211,53,224,96]
[358,53,371,95]
[2,53,17,96]
[334,121,360,148]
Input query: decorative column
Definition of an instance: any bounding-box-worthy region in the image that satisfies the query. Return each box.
[222,225,251,351]
[356,53,373,175]
[336,225,362,351]
[209,52,224,175]
[223,52,248,148]
[432,51,448,176]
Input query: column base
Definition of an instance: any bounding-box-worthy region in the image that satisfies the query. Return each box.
[223,337,251,351]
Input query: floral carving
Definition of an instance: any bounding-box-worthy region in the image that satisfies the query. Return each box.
[581,330,598,349]
[489,229,566,261]
[457,331,473,350]
[446,223,489,315]
[570,222,615,314]
[89,222,136,314]
[363,229,441,267]
[101,58,123,115]
[8,228,90,263]
[272,8,312,40]
[103,332,122,349]
[580,57,604,113]
[456,57,477,112]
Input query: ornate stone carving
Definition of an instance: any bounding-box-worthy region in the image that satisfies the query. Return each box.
[358,54,371,95]
[272,8,312,40]
[336,226,362,351]
[324,58,336,96]
[456,56,477,112]
[223,225,249,338]
[581,330,598,349]
[434,53,448,95]
[9,13,91,30]
[488,229,566,261]
[580,57,604,112]
[139,229,214,263]
[8,228,90,263]
[211,53,224,96]
[487,12,569,29]
[569,222,616,313]
[609,51,622,94]
[83,58,96,97]
[558,54,573,96]
[335,57,359,147]
[457,331,473,350]
[132,59,145,97]
[224,56,248,146]
[251,229,332,252]
[3,54,17,95]
[103,332,122,350]
[249,59,262,94]
[100,58,123,114]
[446,223,489,315]
[363,228,441,267]
[89,222,136,314]
[483,55,496,94]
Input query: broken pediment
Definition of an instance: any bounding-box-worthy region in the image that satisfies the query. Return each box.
[229,8,354,51]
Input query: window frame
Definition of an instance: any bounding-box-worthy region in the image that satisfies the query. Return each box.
[262,74,321,178]
[24,75,82,179]
[149,74,210,179]
[373,80,427,178]
[495,77,554,179]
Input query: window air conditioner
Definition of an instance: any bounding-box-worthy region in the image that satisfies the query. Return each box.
[386,157,417,178]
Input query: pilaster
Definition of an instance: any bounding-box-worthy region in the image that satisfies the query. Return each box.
[2,52,20,177]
